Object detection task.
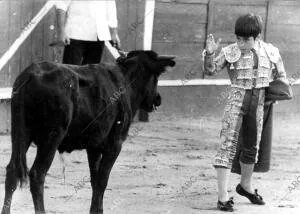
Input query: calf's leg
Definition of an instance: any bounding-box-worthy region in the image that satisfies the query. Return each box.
[1,134,31,214]
[29,129,65,214]
[88,141,122,214]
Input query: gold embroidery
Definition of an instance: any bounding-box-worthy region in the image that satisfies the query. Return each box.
[223,43,241,63]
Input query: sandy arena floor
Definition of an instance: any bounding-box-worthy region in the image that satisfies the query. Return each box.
[0,112,300,214]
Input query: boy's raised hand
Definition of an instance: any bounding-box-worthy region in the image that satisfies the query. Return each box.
[206,34,221,54]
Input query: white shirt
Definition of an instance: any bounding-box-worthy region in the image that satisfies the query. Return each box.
[55,0,118,41]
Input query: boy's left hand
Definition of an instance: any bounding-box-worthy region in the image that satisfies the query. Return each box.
[111,32,121,50]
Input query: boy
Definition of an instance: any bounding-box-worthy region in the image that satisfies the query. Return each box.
[203,13,288,211]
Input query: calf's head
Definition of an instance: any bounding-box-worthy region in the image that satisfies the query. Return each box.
[117,50,176,112]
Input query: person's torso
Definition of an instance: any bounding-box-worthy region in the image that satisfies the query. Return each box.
[224,41,275,89]
[65,1,111,41]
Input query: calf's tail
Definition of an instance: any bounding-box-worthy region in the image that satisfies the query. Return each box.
[8,76,32,188]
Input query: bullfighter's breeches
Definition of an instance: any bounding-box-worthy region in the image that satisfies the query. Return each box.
[214,87,265,169]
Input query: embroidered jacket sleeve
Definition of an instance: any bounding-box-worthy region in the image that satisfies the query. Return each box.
[264,43,287,81]
[203,50,228,76]
[272,53,287,80]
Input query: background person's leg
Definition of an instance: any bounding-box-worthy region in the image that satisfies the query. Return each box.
[83,41,105,64]
[62,39,86,65]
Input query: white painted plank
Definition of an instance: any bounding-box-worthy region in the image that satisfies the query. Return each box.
[143,0,155,50]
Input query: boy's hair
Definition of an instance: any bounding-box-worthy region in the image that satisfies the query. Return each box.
[235,13,262,39]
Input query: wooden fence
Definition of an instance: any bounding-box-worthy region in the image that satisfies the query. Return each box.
[153,0,300,80]
[0,0,300,86]
[0,0,143,88]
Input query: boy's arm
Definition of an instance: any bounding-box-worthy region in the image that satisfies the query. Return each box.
[272,53,288,84]
[203,49,228,76]
[107,0,118,29]
[265,43,287,82]
[55,1,71,45]
[107,0,120,49]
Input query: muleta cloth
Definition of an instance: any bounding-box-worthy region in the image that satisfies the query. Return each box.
[265,78,293,101]
[231,100,273,174]
[232,79,293,174]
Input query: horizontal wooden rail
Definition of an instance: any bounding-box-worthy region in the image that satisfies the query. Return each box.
[1,79,299,100]
[1,0,299,101]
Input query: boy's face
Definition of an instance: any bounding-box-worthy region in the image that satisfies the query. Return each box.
[236,36,256,53]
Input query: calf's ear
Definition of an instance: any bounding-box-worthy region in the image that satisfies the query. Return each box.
[117,55,138,69]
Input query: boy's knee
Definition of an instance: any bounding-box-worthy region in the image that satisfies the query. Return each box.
[239,150,257,164]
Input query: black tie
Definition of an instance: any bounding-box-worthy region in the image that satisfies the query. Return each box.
[251,49,258,69]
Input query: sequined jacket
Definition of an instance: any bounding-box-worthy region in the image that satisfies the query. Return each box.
[203,40,287,89]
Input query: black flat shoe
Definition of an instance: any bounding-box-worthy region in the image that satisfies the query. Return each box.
[236,184,265,205]
[217,197,234,212]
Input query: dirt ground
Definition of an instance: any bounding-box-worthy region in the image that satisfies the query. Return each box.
[0,112,300,214]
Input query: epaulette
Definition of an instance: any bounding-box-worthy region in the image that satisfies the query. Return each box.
[261,42,280,63]
[222,43,241,63]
